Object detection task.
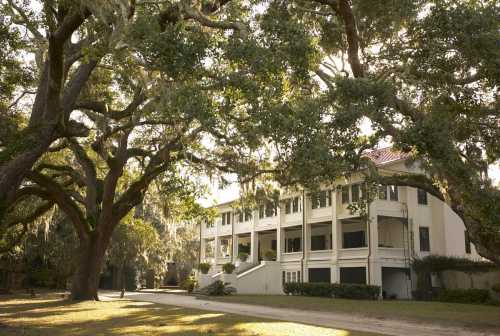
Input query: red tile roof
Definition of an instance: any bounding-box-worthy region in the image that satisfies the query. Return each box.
[364,147,411,166]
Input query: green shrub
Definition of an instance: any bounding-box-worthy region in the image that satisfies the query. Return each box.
[283,282,301,295]
[301,283,333,297]
[331,283,380,300]
[263,250,276,261]
[198,263,211,274]
[436,289,490,304]
[491,283,500,293]
[283,282,380,300]
[238,252,249,262]
[180,278,197,293]
[222,262,236,274]
[199,280,236,296]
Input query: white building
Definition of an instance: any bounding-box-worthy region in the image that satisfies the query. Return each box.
[199,148,480,298]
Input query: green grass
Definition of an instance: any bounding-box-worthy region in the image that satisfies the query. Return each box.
[0,293,379,336]
[208,295,500,332]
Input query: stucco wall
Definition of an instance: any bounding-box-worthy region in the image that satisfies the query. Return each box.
[236,261,283,294]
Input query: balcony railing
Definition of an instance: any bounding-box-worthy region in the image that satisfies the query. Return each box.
[281,251,302,262]
[308,249,332,260]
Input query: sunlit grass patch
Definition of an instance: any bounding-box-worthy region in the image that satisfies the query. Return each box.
[0,293,379,336]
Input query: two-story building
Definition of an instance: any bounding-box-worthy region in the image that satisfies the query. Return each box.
[199,147,479,298]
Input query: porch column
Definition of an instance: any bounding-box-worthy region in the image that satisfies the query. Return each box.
[214,237,220,265]
[200,238,206,262]
[250,230,258,263]
[233,234,239,261]
[368,201,379,259]
[277,200,283,261]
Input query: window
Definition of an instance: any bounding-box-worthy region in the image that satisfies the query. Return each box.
[309,268,331,283]
[465,231,471,254]
[341,185,350,204]
[220,239,231,257]
[285,199,291,214]
[389,185,398,201]
[245,210,252,221]
[259,205,264,218]
[312,190,331,209]
[378,184,387,200]
[351,184,360,203]
[285,196,300,214]
[417,188,428,205]
[343,231,366,248]
[340,267,366,284]
[264,202,277,217]
[286,237,301,252]
[221,212,231,226]
[419,227,430,252]
[311,235,326,251]
[292,196,300,212]
[258,202,276,218]
[285,271,301,283]
[205,220,214,228]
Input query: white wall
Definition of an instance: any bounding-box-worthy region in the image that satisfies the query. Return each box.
[236,261,283,294]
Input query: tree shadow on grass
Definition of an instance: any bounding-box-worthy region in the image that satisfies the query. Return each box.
[0,295,373,336]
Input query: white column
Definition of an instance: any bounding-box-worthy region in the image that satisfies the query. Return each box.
[250,230,258,263]
[214,237,220,265]
[200,238,206,262]
[277,200,283,261]
[233,234,239,262]
[369,201,379,259]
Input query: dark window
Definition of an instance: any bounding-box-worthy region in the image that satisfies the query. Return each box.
[378,184,387,200]
[312,191,331,209]
[340,267,366,284]
[351,184,360,203]
[343,231,366,248]
[342,185,350,204]
[238,211,244,223]
[263,202,276,217]
[417,189,428,205]
[292,197,300,212]
[259,205,265,218]
[245,210,252,221]
[271,239,277,251]
[389,185,398,201]
[286,237,301,252]
[238,243,250,254]
[308,268,331,283]
[311,235,326,251]
[285,199,291,214]
[221,212,231,226]
[282,271,286,285]
[419,227,430,252]
[465,231,471,254]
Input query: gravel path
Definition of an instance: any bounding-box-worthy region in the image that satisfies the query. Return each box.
[101,291,498,336]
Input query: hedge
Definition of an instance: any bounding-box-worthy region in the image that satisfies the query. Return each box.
[283,282,380,300]
[436,289,490,304]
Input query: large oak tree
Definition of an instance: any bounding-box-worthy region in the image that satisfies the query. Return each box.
[2,0,317,299]
[261,0,500,264]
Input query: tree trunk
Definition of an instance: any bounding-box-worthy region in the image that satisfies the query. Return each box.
[0,126,56,219]
[71,233,109,300]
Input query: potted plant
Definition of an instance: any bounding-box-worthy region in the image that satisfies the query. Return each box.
[222,262,236,274]
[263,250,277,261]
[238,252,249,262]
[198,262,211,274]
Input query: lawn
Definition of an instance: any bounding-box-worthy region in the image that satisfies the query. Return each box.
[208,295,500,333]
[0,293,380,336]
